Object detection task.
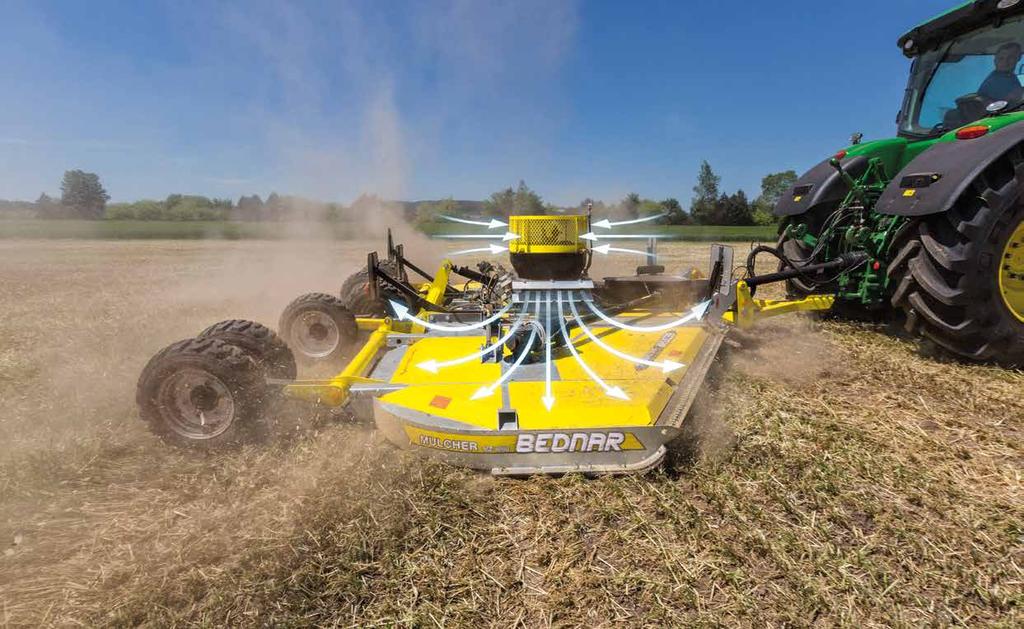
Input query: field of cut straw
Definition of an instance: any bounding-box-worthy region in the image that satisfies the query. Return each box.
[0,238,1021,627]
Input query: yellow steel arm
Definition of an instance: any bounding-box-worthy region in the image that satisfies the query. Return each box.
[722,280,835,329]
[284,259,457,406]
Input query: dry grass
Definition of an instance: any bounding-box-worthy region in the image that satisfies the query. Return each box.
[0,239,1021,627]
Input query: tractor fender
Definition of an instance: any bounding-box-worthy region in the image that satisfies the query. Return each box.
[876,124,1024,217]
[774,155,869,217]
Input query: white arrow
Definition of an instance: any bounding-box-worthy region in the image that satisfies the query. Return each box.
[390,300,513,332]
[441,215,508,229]
[593,213,666,229]
[556,291,629,401]
[592,244,656,259]
[583,298,710,333]
[542,290,554,410]
[417,296,531,373]
[471,302,540,400]
[451,243,508,256]
[436,232,520,241]
[582,232,664,241]
[567,294,685,373]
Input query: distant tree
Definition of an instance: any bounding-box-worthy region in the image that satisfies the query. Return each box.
[752,170,797,226]
[104,203,136,220]
[722,190,754,226]
[623,192,641,219]
[485,180,544,217]
[484,187,514,217]
[660,197,690,225]
[637,198,663,218]
[324,203,342,222]
[578,197,609,216]
[513,180,545,215]
[34,193,61,219]
[235,194,264,221]
[416,197,458,227]
[59,170,109,219]
[690,161,721,225]
[264,192,282,221]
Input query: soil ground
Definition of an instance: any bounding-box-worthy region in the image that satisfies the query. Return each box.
[0,239,1020,627]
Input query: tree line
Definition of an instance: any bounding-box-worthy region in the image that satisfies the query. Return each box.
[0,164,798,226]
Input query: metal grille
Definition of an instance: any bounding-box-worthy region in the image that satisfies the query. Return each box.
[508,215,587,253]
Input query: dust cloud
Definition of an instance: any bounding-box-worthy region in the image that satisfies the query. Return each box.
[0,3,583,624]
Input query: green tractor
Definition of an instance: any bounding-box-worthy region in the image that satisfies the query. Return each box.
[773,0,1024,365]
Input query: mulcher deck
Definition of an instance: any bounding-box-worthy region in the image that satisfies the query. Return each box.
[370,320,725,475]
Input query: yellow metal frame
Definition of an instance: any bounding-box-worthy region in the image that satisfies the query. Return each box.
[283,259,455,406]
[721,280,835,328]
[508,215,589,255]
[283,257,838,409]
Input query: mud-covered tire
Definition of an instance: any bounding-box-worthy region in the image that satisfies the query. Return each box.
[889,163,1024,365]
[279,293,359,366]
[136,337,269,448]
[339,260,404,317]
[197,319,297,380]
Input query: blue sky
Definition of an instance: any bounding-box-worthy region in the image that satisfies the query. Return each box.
[0,0,954,206]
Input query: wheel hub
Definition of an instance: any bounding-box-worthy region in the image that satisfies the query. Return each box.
[999,219,1024,323]
[156,368,235,439]
[292,310,340,358]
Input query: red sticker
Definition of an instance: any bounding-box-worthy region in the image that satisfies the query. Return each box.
[430,395,452,409]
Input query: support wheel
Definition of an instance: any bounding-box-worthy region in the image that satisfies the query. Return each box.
[136,337,268,448]
[279,293,359,366]
[339,260,404,317]
[198,319,296,380]
[889,164,1024,365]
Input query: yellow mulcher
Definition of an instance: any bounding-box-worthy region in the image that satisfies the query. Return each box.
[136,214,832,475]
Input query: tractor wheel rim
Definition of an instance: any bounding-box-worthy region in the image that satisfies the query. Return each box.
[156,368,235,439]
[999,218,1024,323]
[293,310,340,358]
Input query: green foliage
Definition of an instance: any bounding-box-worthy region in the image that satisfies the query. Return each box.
[484,180,545,217]
[752,170,797,226]
[690,161,722,226]
[637,199,662,217]
[59,170,109,219]
[415,197,458,228]
[721,190,754,226]
[660,198,691,225]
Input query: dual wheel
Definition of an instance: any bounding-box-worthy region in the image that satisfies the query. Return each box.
[137,259,413,447]
[137,277,379,447]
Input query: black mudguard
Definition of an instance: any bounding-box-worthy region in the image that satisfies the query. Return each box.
[774,156,869,217]
[876,124,1024,217]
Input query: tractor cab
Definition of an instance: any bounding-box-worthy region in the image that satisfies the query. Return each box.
[898,1,1024,137]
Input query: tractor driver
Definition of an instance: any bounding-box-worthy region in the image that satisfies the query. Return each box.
[979,42,1024,103]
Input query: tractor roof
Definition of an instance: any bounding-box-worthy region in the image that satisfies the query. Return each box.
[899,0,1024,57]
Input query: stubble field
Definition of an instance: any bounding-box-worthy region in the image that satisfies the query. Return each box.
[0,237,1021,627]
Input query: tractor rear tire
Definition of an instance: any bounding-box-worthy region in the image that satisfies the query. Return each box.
[777,208,841,298]
[889,171,1024,366]
[137,337,269,448]
[198,319,297,380]
[279,293,359,366]
[339,260,404,317]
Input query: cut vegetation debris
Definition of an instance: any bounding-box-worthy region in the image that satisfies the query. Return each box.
[0,240,1020,626]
